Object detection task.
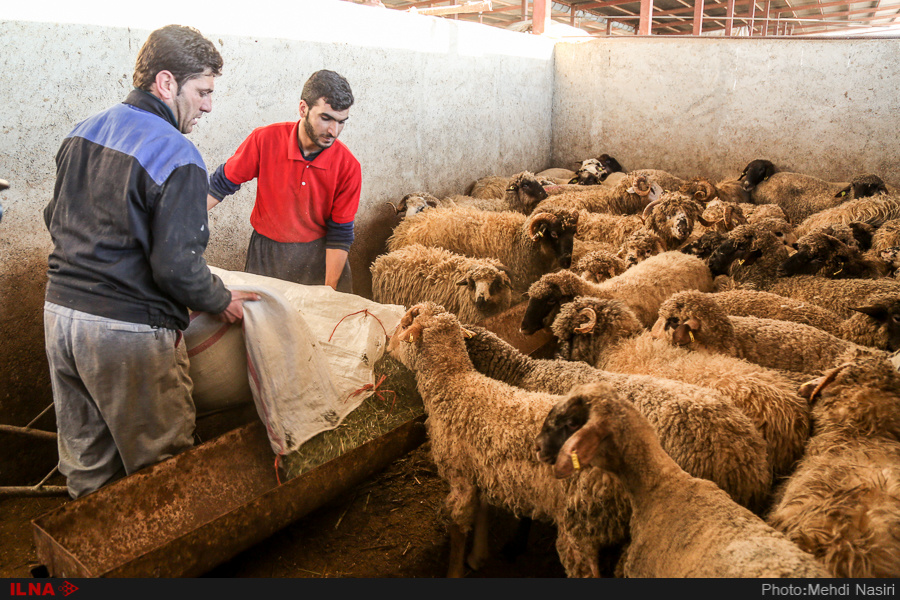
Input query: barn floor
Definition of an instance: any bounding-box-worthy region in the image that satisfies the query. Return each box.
[0,441,567,578]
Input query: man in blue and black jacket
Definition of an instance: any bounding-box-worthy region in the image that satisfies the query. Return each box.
[43,24,258,499]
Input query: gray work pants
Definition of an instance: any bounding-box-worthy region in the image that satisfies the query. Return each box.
[43,302,195,499]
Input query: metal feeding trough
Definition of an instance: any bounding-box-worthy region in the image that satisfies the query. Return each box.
[31,300,553,578]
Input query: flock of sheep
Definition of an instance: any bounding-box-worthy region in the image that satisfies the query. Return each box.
[369,155,900,578]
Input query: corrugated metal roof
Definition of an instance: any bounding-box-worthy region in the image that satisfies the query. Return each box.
[361,0,900,37]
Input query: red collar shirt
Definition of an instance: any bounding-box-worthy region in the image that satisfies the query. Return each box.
[217,121,361,245]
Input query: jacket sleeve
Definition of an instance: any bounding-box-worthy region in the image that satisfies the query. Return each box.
[149,163,232,314]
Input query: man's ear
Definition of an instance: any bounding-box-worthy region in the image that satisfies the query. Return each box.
[298,99,309,119]
[153,70,178,102]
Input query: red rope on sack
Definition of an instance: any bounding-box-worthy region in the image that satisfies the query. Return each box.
[345,374,397,414]
[327,309,390,342]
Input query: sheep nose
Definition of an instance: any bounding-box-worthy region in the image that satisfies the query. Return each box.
[475,296,487,308]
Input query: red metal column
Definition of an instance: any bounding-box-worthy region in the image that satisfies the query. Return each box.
[725,0,735,35]
[639,0,654,34]
[748,0,757,35]
[533,0,551,34]
[693,0,705,35]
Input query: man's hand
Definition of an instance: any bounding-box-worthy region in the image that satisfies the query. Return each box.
[213,290,260,323]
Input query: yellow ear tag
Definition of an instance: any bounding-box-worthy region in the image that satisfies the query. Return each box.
[834,267,843,275]
[535,230,544,238]
[689,330,695,343]
[570,450,581,471]
[737,259,745,266]
[407,333,415,343]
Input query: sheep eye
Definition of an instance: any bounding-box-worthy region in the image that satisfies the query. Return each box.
[467,280,475,289]
[547,297,557,305]
[665,317,680,330]
[775,231,783,237]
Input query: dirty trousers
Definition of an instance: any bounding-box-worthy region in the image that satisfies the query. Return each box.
[43,302,195,499]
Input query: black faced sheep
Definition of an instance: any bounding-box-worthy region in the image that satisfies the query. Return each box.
[651,290,889,376]
[550,295,811,481]
[707,224,793,290]
[455,171,550,214]
[386,205,578,292]
[766,358,900,578]
[541,383,830,578]
[776,231,888,280]
[832,173,891,201]
[385,302,627,577]
[520,251,714,334]
[370,244,514,325]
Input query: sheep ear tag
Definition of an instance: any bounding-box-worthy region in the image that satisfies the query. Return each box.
[461,328,476,339]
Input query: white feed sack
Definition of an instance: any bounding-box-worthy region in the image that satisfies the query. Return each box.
[185,267,407,456]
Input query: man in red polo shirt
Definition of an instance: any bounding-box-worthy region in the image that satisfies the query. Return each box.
[207,70,360,293]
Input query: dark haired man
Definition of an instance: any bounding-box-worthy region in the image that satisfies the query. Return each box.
[43,24,258,498]
[207,70,361,293]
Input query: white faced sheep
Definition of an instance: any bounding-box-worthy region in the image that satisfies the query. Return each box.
[386,205,578,292]
[572,250,628,284]
[520,251,714,335]
[651,289,890,376]
[766,357,900,578]
[370,244,514,325]
[568,158,606,186]
[463,324,772,513]
[794,192,900,238]
[766,277,900,352]
[541,383,831,578]
[386,302,630,578]
[385,192,442,219]
[640,191,712,251]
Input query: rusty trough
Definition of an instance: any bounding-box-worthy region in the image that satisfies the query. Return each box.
[31,300,553,578]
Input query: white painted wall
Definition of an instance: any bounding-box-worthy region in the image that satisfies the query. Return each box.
[552,37,900,186]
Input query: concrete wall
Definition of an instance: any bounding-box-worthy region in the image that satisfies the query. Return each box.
[0,1,555,484]
[552,37,900,186]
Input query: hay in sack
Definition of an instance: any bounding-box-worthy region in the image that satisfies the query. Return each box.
[184,267,412,479]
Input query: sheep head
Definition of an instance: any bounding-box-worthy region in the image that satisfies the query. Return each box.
[849,297,900,352]
[549,383,637,479]
[520,279,569,336]
[550,296,642,365]
[569,159,604,185]
[388,192,439,219]
[776,232,865,279]
[680,177,718,205]
[574,250,627,284]
[680,230,727,260]
[835,173,889,200]
[597,154,624,176]
[738,159,776,191]
[618,229,666,267]
[455,263,513,312]
[534,393,590,465]
[641,192,706,248]
[388,302,475,370]
[506,171,549,214]
[799,358,900,441]
[528,210,578,270]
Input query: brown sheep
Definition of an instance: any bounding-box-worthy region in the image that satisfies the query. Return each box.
[541,382,830,578]
[767,358,900,578]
